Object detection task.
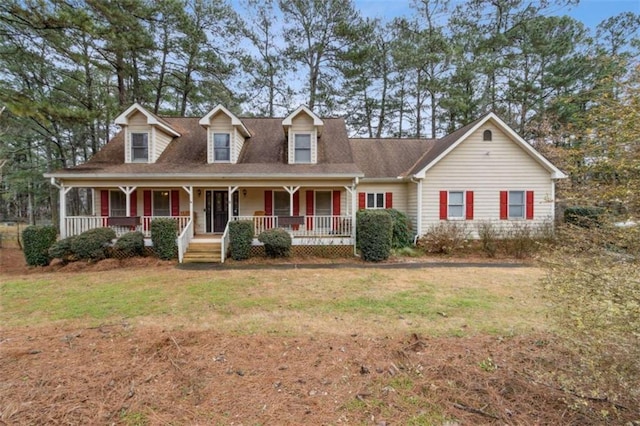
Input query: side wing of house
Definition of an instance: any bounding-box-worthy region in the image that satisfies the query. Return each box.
[419,119,560,236]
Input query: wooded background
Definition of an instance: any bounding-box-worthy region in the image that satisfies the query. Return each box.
[0,0,638,225]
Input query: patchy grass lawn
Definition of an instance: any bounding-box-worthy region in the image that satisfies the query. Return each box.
[1,265,546,337]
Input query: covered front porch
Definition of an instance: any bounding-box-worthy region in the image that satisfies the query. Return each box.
[54,180,358,262]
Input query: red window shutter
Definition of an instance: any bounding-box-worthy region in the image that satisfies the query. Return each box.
[358,192,366,210]
[500,191,508,220]
[293,191,300,216]
[171,190,180,216]
[100,190,109,217]
[129,190,137,216]
[526,190,534,220]
[385,192,393,209]
[143,190,152,216]
[306,190,314,230]
[264,190,273,215]
[439,191,447,220]
[465,191,474,220]
[332,190,341,215]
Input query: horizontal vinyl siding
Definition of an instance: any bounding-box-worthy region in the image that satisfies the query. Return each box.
[421,123,554,236]
[406,182,418,234]
[233,128,244,163]
[153,130,172,162]
[357,182,408,213]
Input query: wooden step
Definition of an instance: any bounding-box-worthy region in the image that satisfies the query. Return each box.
[182,242,222,263]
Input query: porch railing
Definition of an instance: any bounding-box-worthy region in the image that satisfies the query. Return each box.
[232,215,353,238]
[65,216,191,238]
[177,218,193,264]
[220,221,231,263]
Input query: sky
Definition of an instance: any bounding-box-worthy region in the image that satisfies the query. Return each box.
[353,0,640,30]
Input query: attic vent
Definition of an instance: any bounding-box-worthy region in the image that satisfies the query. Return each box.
[483,129,492,141]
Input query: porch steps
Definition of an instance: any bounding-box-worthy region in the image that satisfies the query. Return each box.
[183,241,222,263]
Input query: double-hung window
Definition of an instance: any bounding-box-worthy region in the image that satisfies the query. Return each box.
[508,191,525,218]
[131,132,149,162]
[110,191,127,217]
[153,191,171,217]
[447,191,465,219]
[273,191,290,217]
[366,193,385,209]
[214,133,230,162]
[294,134,311,163]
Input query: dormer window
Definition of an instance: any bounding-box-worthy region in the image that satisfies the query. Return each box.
[214,133,231,162]
[294,134,312,163]
[131,132,149,162]
[283,105,323,165]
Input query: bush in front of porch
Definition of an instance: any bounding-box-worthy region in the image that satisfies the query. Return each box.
[229,220,254,260]
[356,210,393,262]
[151,218,178,260]
[258,228,291,258]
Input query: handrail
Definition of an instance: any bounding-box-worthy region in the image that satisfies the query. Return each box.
[220,221,231,263]
[177,218,193,263]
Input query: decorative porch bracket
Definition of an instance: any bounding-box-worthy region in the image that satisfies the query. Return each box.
[283,186,300,216]
[118,186,137,217]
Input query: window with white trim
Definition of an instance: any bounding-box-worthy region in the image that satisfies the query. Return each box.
[273,191,290,216]
[294,133,311,163]
[131,132,149,162]
[110,191,126,217]
[447,191,464,219]
[213,133,230,161]
[508,191,525,218]
[153,190,171,216]
[366,193,385,209]
[315,191,332,216]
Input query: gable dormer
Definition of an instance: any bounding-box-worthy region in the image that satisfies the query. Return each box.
[115,103,181,164]
[199,105,250,164]
[283,105,323,165]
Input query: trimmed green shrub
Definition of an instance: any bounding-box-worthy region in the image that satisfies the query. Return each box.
[258,228,291,258]
[564,206,605,228]
[151,218,177,260]
[357,210,393,261]
[229,220,254,260]
[71,227,116,261]
[114,231,145,257]
[418,222,469,254]
[49,236,76,263]
[386,209,413,249]
[22,225,58,266]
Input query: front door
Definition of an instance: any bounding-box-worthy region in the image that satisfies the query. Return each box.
[205,190,228,233]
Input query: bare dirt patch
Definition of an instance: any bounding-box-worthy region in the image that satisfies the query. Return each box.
[1,325,635,425]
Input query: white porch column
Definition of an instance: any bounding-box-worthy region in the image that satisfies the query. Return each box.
[283,186,300,215]
[183,186,193,236]
[59,186,72,238]
[228,186,238,223]
[118,186,136,216]
[349,179,358,254]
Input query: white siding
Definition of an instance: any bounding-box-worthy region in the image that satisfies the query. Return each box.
[406,182,419,234]
[153,129,173,162]
[288,113,318,164]
[357,182,408,212]
[420,122,555,237]
[233,128,244,163]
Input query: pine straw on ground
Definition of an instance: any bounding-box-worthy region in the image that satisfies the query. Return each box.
[2,325,637,425]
